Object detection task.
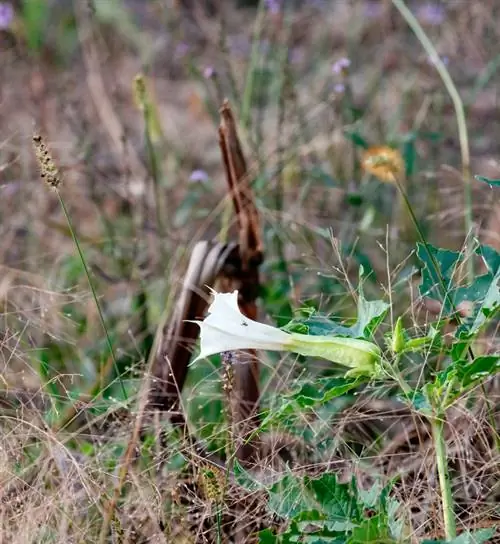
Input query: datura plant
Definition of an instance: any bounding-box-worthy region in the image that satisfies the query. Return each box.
[191,290,381,378]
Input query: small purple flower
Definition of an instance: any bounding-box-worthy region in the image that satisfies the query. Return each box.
[332,57,351,75]
[174,42,189,59]
[364,1,384,18]
[0,2,14,30]
[428,54,449,66]
[203,66,215,79]
[265,0,282,14]
[334,83,345,94]
[416,3,445,25]
[289,48,305,65]
[189,169,210,184]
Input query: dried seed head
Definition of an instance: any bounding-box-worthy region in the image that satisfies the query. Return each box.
[199,466,224,502]
[32,132,61,188]
[132,74,146,111]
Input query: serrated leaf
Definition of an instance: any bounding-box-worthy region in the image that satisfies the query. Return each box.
[259,528,279,543]
[287,377,363,407]
[416,243,460,311]
[305,474,361,524]
[457,355,500,387]
[428,355,500,408]
[267,474,319,519]
[475,175,500,187]
[347,514,395,544]
[417,243,500,336]
[284,268,388,340]
[233,459,267,493]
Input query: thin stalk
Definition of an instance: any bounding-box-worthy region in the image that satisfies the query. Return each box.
[391,0,474,280]
[431,413,457,540]
[274,18,292,280]
[144,113,165,241]
[240,0,266,131]
[56,191,127,400]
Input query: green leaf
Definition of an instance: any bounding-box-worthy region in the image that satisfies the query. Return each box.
[424,355,500,409]
[416,243,460,312]
[444,355,500,404]
[287,377,363,408]
[267,474,318,519]
[265,472,404,543]
[233,460,267,493]
[258,528,278,544]
[456,355,500,388]
[344,129,369,149]
[421,527,496,543]
[284,268,388,340]
[347,514,395,544]
[475,175,500,187]
[305,474,361,524]
[417,243,500,336]
[409,390,433,416]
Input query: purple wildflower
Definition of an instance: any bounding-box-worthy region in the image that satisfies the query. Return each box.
[174,42,189,59]
[0,2,14,30]
[428,54,449,66]
[265,0,282,14]
[289,48,305,65]
[364,1,384,18]
[416,3,445,25]
[189,169,210,184]
[332,57,351,75]
[203,66,215,79]
[334,83,346,94]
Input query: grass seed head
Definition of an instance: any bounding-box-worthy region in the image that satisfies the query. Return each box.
[32,132,61,188]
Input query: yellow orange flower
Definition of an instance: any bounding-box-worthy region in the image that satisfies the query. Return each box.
[361,146,404,183]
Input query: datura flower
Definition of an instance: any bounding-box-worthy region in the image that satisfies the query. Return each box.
[191,291,381,378]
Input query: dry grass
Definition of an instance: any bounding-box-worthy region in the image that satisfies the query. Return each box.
[1,0,500,542]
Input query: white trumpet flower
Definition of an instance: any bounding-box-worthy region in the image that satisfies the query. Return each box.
[191,290,381,377]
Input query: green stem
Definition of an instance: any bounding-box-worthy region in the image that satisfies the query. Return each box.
[56,191,127,400]
[240,0,266,131]
[392,176,475,362]
[391,0,474,281]
[431,413,456,541]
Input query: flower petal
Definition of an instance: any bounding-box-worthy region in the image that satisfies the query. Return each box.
[192,291,290,362]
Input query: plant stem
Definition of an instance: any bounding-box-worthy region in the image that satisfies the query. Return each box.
[391,0,474,281]
[241,0,266,131]
[56,191,127,399]
[392,175,475,361]
[431,413,456,541]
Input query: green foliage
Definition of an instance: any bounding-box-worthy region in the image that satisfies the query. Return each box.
[259,376,362,434]
[283,267,389,340]
[421,527,496,544]
[474,175,500,187]
[416,243,500,337]
[21,0,50,52]
[424,355,500,409]
[259,473,405,543]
